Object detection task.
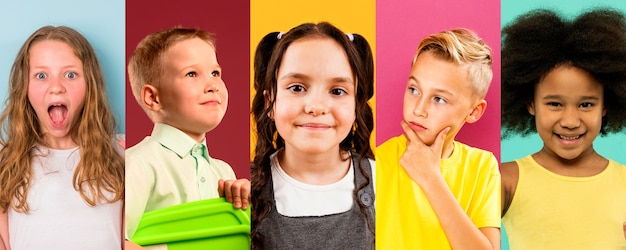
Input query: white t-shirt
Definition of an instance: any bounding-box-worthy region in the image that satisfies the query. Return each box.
[9,146,122,250]
[270,151,376,217]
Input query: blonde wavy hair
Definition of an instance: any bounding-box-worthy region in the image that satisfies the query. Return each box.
[415,28,493,97]
[0,26,124,213]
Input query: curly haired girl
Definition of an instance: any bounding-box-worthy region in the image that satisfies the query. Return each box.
[501,9,626,249]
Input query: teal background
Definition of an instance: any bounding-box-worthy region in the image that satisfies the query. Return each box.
[501,0,626,249]
[0,0,125,133]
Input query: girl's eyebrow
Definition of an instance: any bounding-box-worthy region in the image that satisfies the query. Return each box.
[330,76,353,84]
[30,64,81,71]
[278,73,354,84]
[542,95,601,100]
[278,72,310,81]
[580,96,601,101]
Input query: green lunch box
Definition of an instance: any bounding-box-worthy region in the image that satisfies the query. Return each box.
[131,197,251,249]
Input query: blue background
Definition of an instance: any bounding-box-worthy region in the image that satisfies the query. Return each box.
[0,0,125,133]
[501,0,626,249]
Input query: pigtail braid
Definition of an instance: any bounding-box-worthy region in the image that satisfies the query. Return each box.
[347,33,376,236]
[251,31,281,250]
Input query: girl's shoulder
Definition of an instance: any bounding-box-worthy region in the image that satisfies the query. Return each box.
[501,160,520,216]
[501,161,520,191]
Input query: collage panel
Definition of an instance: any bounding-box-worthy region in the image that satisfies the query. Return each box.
[0,1,624,249]
[124,0,251,248]
[0,0,125,249]
[500,0,626,249]
[375,0,502,249]
[250,0,376,248]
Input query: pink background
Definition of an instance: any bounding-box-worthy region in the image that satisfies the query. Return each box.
[376,0,501,161]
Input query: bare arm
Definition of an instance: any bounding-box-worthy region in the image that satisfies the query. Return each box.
[0,211,8,250]
[122,192,144,250]
[124,240,145,250]
[399,121,499,250]
[501,161,519,216]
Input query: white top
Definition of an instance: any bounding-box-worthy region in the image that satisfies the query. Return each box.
[270,150,376,217]
[9,146,122,250]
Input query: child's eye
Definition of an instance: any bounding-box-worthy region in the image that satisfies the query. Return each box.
[408,86,420,96]
[35,73,47,80]
[65,72,78,79]
[331,88,348,96]
[547,102,562,107]
[211,70,221,77]
[579,102,594,109]
[434,97,447,104]
[185,71,198,77]
[287,85,305,93]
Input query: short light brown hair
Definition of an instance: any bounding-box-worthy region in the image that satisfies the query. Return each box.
[414,28,493,97]
[127,27,215,109]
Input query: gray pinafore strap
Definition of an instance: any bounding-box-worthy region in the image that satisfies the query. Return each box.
[256,153,375,249]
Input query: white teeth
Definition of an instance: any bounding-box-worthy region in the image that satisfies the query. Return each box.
[559,135,580,140]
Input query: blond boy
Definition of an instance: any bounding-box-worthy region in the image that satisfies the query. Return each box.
[125,28,249,248]
[376,29,500,249]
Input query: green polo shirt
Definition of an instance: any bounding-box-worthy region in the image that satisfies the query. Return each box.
[125,123,236,238]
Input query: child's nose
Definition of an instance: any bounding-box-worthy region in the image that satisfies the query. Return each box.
[204,78,221,93]
[412,98,428,118]
[559,107,581,129]
[304,92,329,116]
[48,75,66,94]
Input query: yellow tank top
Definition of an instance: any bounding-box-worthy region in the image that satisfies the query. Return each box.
[503,155,626,250]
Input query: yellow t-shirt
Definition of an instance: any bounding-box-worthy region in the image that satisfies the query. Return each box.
[376,135,501,249]
[503,155,626,250]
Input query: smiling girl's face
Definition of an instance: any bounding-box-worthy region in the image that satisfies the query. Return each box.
[529,65,605,161]
[272,36,356,156]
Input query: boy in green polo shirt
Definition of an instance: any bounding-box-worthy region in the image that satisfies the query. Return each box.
[124,27,250,248]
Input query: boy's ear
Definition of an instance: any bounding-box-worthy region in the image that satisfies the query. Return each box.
[466,99,487,124]
[142,84,161,112]
[528,102,536,116]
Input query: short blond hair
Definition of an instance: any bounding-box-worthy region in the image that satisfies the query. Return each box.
[128,27,215,109]
[414,28,493,97]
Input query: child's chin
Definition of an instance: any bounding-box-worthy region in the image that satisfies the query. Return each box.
[203,122,222,132]
[555,151,584,161]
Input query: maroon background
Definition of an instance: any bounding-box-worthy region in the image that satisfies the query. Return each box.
[126,0,251,178]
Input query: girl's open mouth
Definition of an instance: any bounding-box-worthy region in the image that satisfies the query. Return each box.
[48,104,68,127]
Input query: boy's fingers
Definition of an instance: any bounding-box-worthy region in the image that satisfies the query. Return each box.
[224,181,234,203]
[431,127,450,155]
[218,179,224,195]
[400,121,425,144]
[240,180,251,209]
[218,179,225,196]
[230,181,243,208]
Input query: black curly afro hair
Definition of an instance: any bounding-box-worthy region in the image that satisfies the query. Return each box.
[501,8,626,138]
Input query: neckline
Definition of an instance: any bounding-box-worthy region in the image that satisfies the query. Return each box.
[526,155,612,181]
